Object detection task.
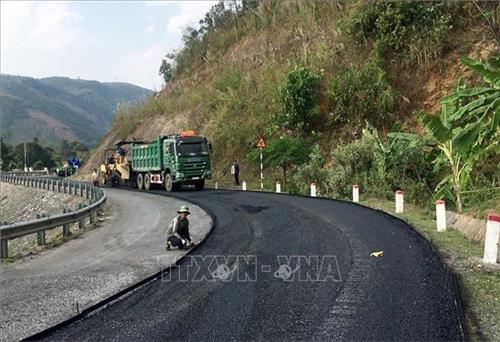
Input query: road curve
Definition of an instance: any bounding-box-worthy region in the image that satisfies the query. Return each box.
[0,189,210,341]
[40,189,465,341]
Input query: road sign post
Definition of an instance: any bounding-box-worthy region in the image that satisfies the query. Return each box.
[257,137,266,191]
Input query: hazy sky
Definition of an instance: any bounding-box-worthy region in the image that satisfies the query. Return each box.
[0,0,218,90]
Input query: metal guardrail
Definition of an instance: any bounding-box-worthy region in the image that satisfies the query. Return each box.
[0,174,106,259]
[4,170,50,177]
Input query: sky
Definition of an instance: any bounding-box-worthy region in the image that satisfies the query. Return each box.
[0,0,218,90]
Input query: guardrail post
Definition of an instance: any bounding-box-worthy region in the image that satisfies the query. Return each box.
[85,184,90,199]
[0,239,8,259]
[57,181,61,193]
[79,183,84,197]
[36,214,46,246]
[63,208,71,237]
[89,208,96,225]
[78,204,86,229]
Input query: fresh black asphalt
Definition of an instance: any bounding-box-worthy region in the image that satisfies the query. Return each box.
[38,189,464,341]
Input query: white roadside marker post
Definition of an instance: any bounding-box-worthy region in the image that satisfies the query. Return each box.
[215,181,218,190]
[242,181,247,191]
[483,214,500,264]
[352,184,359,203]
[276,182,281,193]
[310,183,317,197]
[395,190,404,214]
[436,200,446,232]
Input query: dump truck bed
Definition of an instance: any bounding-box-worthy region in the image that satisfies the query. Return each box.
[130,137,163,172]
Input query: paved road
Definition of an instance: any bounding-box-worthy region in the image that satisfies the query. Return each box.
[41,189,464,341]
[0,189,211,341]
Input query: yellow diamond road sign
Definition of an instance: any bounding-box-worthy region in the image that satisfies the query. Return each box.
[257,137,266,148]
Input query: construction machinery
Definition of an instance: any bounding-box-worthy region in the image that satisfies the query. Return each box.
[101,131,212,191]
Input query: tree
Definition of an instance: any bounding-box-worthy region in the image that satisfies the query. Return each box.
[390,56,499,212]
[276,66,320,135]
[159,59,173,84]
[248,137,311,187]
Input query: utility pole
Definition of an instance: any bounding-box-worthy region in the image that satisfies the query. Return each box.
[24,142,27,172]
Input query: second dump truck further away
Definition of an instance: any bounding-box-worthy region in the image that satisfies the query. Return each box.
[104,131,212,191]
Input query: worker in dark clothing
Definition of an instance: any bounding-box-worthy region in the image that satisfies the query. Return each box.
[231,160,240,186]
[166,205,194,250]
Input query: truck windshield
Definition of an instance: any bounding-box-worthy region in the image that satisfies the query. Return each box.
[177,142,208,156]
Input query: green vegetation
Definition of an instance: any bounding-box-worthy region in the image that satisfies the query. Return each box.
[0,137,88,171]
[390,56,499,213]
[275,65,320,135]
[248,136,311,186]
[328,57,395,128]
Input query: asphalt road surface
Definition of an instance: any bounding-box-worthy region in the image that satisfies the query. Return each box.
[40,189,464,341]
[0,189,210,341]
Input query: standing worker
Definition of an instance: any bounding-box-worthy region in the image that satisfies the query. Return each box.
[231,160,240,186]
[92,168,99,187]
[166,205,195,250]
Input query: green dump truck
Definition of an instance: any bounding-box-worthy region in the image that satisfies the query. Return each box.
[109,131,212,191]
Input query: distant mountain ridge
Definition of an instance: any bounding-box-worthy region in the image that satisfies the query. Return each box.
[0,74,152,146]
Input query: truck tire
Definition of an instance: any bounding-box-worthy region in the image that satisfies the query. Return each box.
[195,180,205,191]
[137,173,144,190]
[164,173,174,192]
[144,173,151,191]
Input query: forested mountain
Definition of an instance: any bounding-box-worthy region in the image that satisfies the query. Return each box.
[0,74,152,146]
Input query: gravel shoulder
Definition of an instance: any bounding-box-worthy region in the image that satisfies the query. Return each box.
[0,188,212,341]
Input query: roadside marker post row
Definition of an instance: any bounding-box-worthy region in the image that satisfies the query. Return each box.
[236,180,499,265]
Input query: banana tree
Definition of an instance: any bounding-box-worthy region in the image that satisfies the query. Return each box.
[390,56,499,212]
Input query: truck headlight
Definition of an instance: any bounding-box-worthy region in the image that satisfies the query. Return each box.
[176,172,184,178]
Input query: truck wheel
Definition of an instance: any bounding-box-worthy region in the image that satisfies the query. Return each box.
[195,180,205,191]
[164,173,174,192]
[144,173,151,191]
[137,173,144,190]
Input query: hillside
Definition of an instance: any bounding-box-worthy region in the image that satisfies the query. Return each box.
[79,1,498,213]
[0,75,152,146]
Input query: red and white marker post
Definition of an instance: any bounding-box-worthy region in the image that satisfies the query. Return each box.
[483,214,500,264]
[310,183,317,197]
[436,200,446,232]
[352,184,359,203]
[395,190,404,214]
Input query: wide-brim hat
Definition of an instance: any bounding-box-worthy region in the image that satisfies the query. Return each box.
[177,205,190,214]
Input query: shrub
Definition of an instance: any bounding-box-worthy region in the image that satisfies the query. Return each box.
[328,57,395,128]
[275,65,321,135]
[350,1,468,65]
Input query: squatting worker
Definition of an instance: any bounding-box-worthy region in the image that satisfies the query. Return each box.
[166,205,195,250]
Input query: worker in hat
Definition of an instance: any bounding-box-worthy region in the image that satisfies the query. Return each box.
[166,205,195,250]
